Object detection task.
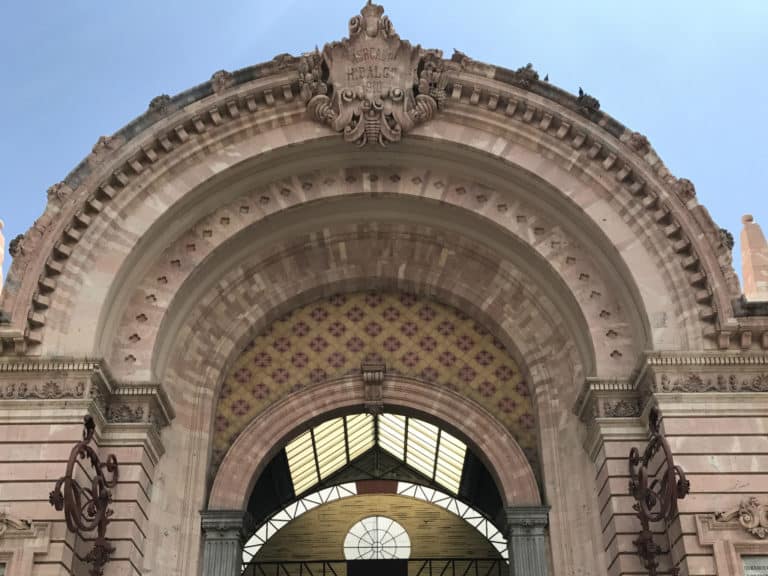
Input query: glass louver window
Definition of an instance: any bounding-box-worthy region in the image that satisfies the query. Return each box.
[284,412,466,496]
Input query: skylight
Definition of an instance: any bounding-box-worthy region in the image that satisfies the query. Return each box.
[284,412,467,496]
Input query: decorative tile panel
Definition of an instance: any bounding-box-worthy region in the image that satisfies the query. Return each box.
[214,292,535,470]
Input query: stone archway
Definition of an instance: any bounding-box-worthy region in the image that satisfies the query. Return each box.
[204,374,545,576]
[2,4,759,576]
[209,375,540,510]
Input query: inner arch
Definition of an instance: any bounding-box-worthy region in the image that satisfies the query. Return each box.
[214,291,538,472]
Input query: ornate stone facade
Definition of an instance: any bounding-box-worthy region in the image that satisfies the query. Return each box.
[0,4,766,576]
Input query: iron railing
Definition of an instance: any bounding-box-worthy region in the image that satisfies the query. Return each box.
[243,558,505,576]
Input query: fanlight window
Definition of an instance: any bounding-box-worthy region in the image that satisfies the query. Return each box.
[343,516,411,560]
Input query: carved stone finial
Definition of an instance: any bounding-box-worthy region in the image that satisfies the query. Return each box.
[211,70,234,94]
[719,228,734,251]
[148,94,172,115]
[451,49,471,68]
[514,63,539,88]
[9,233,24,258]
[576,87,600,115]
[47,181,72,205]
[350,1,393,38]
[300,3,444,147]
[628,131,651,155]
[89,135,119,164]
[675,178,696,201]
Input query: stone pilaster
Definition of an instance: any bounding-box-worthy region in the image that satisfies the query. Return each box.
[505,506,550,576]
[201,510,248,576]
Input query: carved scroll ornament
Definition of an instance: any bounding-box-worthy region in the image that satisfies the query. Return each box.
[299,2,446,146]
[716,498,768,539]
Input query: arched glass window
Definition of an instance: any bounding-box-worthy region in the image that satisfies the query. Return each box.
[343,516,411,560]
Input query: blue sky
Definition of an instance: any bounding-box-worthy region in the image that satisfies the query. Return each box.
[1,1,766,284]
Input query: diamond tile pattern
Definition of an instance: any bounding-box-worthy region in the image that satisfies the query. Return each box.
[214,292,536,470]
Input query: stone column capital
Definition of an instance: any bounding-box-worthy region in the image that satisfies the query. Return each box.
[504,505,550,536]
[201,510,249,576]
[201,509,250,542]
[504,506,550,576]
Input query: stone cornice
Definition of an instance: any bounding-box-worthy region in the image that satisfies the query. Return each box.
[0,357,175,431]
[0,357,109,373]
[645,350,768,367]
[575,351,768,449]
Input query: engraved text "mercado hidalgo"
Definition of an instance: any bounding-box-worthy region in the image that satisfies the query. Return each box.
[347,65,399,83]
[351,48,396,63]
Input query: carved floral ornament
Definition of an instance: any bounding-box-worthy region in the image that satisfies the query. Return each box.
[299,1,446,146]
[716,498,768,539]
[656,372,768,393]
[1,380,86,400]
[0,511,32,538]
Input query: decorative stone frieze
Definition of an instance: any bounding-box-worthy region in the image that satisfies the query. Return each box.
[1,379,86,399]
[603,399,641,417]
[638,351,768,401]
[574,377,645,459]
[654,372,768,393]
[0,359,174,434]
[574,377,642,423]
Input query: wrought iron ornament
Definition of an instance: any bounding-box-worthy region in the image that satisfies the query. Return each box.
[628,407,690,576]
[49,415,119,576]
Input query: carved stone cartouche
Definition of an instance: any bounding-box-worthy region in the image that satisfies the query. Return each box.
[299,2,445,147]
